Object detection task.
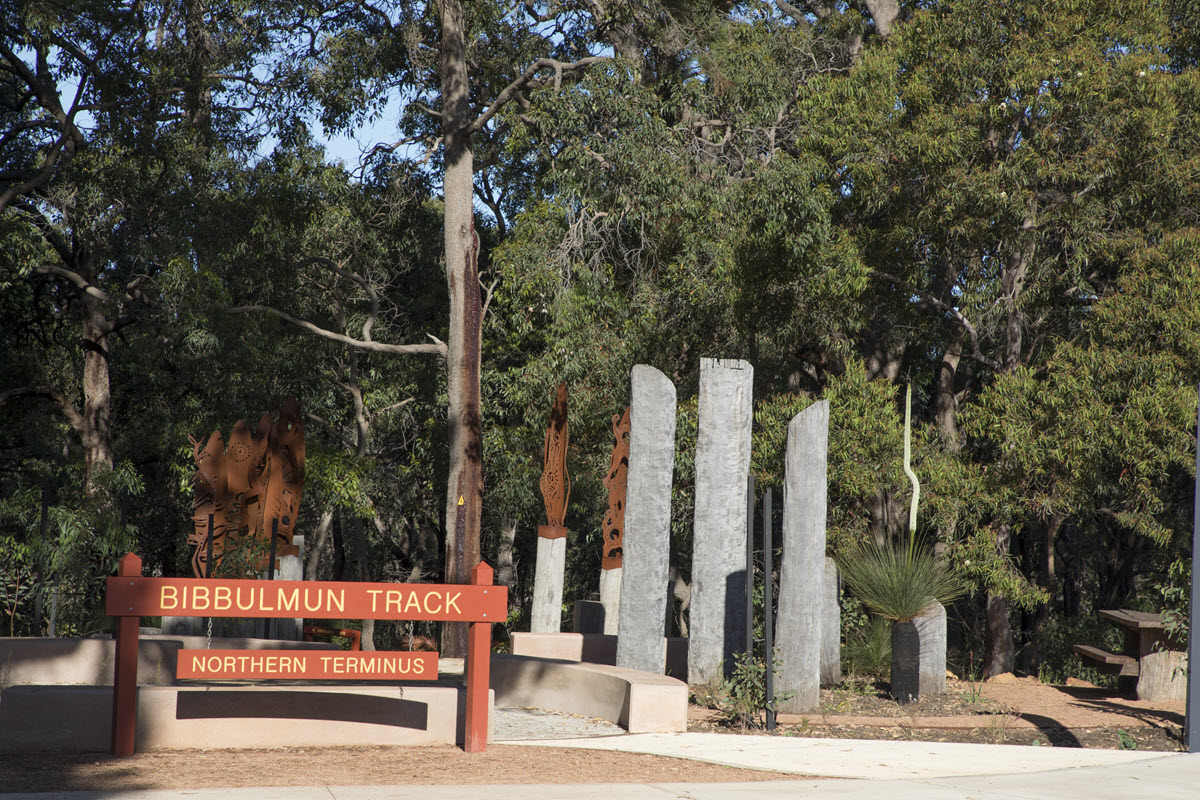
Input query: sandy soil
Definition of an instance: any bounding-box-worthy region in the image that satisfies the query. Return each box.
[0,746,794,793]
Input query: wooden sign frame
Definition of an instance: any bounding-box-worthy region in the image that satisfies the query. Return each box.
[107,553,503,757]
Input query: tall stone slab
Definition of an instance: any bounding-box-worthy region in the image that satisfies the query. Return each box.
[688,358,753,684]
[821,556,841,686]
[616,366,676,675]
[916,602,947,697]
[776,400,829,712]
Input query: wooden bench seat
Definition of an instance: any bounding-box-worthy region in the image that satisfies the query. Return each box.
[1073,644,1139,677]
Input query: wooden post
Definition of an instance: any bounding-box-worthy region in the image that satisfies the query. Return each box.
[111,552,142,757]
[464,561,493,753]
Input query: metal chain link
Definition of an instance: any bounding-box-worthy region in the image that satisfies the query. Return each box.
[206,617,213,650]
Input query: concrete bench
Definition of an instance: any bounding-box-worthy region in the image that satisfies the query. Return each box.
[490,653,687,733]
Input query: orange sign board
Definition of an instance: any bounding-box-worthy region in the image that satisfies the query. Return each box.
[106,576,506,622]
[176,649,438,681]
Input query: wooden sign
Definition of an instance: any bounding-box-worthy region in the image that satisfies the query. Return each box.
[176,649,437,681]
[105,576,506,622]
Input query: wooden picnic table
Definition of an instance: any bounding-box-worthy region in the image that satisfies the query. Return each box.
[1073,609,1185,703]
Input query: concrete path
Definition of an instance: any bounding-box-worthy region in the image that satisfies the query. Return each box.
[2,732,1196,800]
[507,731,1164,779]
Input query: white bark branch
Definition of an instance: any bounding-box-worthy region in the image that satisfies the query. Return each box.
[229,305,447,357]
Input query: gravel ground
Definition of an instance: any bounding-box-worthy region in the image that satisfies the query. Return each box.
[493,706,625,740]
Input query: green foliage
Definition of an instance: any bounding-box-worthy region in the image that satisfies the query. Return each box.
[843,613,893,680]
[692,649,793,731]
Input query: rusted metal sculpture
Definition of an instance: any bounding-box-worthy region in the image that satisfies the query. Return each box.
[538,383,570,539]
[601,406,630,569]
[187,399,305,578]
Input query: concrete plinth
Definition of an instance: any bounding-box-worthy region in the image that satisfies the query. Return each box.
[599,567,622,636]
[574,600,606,634]
[0,683,486,752]
[531,535,567,632]
[616,366,676,675]
[776,400,829,713]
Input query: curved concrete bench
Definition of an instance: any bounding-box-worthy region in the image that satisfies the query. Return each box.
[490,653,687,733]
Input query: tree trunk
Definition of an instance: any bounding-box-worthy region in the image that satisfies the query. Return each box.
[438,0,483,658]
[1029,513,1062,672]
[352,516,375,651]
[984,525,1014,677]
[935,329,963,451]
[305,507,334,581]
[495,513,517,589]
[80,285,114,495]
[332,512,345,581]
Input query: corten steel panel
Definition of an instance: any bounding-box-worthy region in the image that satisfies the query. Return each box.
[176,649,439,681]
[107,577,506,622]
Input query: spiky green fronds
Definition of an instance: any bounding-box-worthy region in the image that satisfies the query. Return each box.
[837,541,966,623]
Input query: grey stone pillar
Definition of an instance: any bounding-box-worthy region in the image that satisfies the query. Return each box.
[531,536,567,632]
[776,400,829,712]
[821,556,841,686]
[599,567,622,636]
[616,365,676,675]
[916,602,947,697]
[688,358,753,684]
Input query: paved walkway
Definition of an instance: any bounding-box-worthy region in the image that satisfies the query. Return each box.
[3,732,1197,800]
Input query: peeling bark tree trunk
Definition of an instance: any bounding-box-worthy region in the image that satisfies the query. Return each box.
[495,513,517,589]
[438,0,483,658]
[79,260,114,496]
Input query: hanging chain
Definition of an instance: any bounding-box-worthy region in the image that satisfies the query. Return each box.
[206,617,213,650]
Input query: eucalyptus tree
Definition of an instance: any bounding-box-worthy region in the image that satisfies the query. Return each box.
[805,0,1200,675]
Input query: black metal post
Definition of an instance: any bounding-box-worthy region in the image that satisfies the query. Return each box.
[764,487,775,731]
[746,474,755,658]
[1187,384,1199,753]
[267,517,278,582]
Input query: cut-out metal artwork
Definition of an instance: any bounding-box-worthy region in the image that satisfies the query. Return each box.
[601,406,630,569]
[538,383,570,540]
[187,399,305,578]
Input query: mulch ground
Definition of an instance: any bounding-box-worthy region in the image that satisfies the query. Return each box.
[689,674,1187,752]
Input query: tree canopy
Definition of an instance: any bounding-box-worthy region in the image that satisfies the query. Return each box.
[1,0,1196,679]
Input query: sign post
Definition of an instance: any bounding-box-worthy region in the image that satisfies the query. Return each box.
[464,561,494,753]
[110,553,142,757]
[106,554,506,756]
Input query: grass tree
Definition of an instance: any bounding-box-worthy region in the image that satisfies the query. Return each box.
[838,385,965,703]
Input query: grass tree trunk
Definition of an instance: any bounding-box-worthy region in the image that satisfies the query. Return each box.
[890,620,920,704]
[438,0,483,658]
